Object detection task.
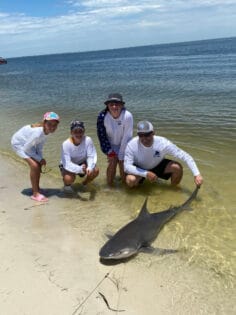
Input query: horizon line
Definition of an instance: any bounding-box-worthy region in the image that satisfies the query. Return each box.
[6,35,236,60]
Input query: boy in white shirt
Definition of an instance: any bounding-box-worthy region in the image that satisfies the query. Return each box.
[124,121,203,188]
[60,120,99,194]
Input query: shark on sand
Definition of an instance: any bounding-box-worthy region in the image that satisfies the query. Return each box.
[99,186,199,260]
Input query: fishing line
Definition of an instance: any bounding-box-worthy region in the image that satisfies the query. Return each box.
[71,267,127,314]
[41,166,52,174]
[41,163,61,174]
[71,271,111,315]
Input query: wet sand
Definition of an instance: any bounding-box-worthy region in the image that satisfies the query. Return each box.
[0,154,234,315]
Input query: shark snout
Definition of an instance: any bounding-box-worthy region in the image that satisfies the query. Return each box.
[99,247,137,260]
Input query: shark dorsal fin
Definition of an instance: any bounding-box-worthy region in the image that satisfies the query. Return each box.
[137,197,150,219]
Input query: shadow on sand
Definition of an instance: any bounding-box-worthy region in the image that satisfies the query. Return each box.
[21,185,97,202]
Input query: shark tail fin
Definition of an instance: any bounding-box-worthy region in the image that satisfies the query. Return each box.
[181,186,200,209]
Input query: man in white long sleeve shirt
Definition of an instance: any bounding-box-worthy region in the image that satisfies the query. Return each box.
[60,120,99,194]
[124,121,203,188]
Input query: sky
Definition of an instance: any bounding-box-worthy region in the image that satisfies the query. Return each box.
[0,0,236,58]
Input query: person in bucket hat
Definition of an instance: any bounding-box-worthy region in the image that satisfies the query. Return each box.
[11,112,60,202]
[59,120,99,194]
[97,93,133,187]
[124,120,203,188]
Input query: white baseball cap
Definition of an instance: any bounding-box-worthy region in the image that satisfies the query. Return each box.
[137,121,154,134]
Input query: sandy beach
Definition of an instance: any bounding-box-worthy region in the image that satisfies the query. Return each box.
[0,153,234,315]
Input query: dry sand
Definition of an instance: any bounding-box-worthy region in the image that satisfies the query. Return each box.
[0,154,234,315]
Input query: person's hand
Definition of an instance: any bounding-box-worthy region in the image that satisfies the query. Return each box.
[194,174,203,187]
[81,163,86,174]
[86,168,92,176]
[40,159,46,166]
[146,171,158,182]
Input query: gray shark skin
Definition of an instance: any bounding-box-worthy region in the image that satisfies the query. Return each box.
[99,186,199,260]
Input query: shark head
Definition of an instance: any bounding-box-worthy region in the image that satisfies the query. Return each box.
[99,198,150,260]
[99,245,138,259]
[99,248,137,259]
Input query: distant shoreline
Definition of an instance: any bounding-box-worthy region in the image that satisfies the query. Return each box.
[6,36,236,59]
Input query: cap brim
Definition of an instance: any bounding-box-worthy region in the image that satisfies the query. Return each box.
[137,131,153,134]
[71,126,85,131]
[104,99,125,105]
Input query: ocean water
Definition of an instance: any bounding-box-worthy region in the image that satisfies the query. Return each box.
[0,37,236,312]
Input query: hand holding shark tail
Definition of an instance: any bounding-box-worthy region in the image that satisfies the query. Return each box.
[194,174,203,187]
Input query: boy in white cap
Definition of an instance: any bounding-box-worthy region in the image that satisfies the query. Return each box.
[97,93,133,187]
[11,112,60,202]
[124,121,203,188]
[60,120,99,194]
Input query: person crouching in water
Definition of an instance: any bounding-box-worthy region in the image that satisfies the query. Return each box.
[60,120,99,194]
[11,112,60,202]
[124,121,203,188]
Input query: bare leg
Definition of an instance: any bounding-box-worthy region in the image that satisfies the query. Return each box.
[82,167,99,185]
[62,170,76,186]
[164,161,183,185]
[25,158,42,197]
[126,174,142,188]
[107,156,118,187]
[118,160,126,183]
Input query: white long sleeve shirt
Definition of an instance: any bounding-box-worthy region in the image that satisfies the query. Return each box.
[11,125,47,161]
[104,110,133,160]
[124,136,200,178]
[61,136,97,174]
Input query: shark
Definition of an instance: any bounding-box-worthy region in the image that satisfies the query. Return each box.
[99,186,199,260]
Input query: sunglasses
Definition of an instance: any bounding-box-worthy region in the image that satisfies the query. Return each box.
[138,132,153,138]
[72,128,84,134]
[107,101,123,106]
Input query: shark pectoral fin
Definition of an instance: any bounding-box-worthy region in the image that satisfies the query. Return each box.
[140,247,178,255]
[139,246,156,254]
[105,233,113,239]
[186,206,194,211]
[153,248,178,255]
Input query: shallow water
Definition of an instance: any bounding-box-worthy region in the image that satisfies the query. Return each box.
[1,151,235,313]
[0,37,235,312]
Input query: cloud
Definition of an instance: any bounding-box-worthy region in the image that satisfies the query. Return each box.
[0,1,163,36]
[0,0,234,36]
[0,0,235,57]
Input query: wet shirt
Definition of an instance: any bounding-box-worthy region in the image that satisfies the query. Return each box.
[124,136,200,178]
[61,136,97,174]
[11,125,46,161]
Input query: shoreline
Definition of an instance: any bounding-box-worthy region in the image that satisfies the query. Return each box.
[0,153,234,315]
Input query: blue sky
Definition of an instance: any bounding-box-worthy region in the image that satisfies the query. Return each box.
[0,0,235,58]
